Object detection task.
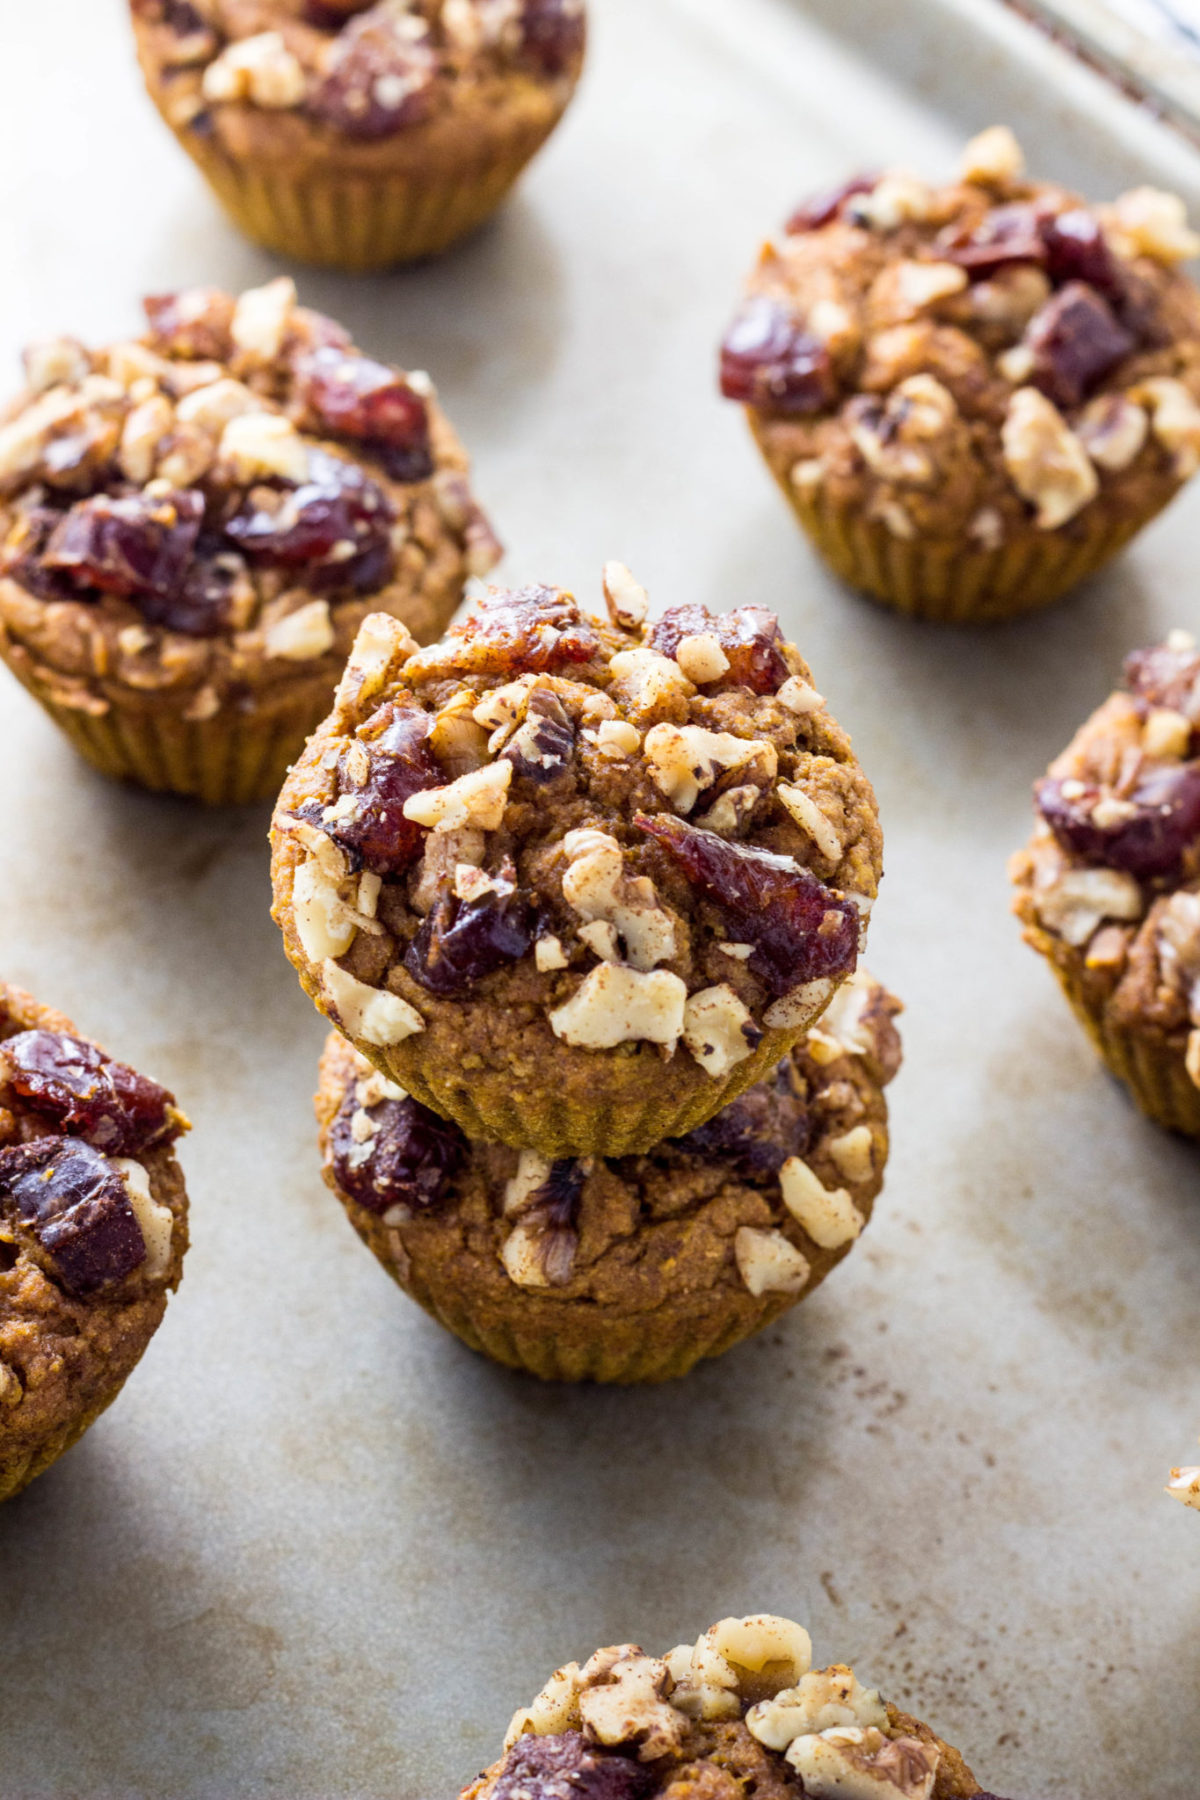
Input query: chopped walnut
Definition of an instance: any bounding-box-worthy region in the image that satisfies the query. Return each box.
[561,829,676,971]
[1110,186,1200,264]
[201,31,307,108]
[265,599,335,661]
[734,1225,811,1297]
[1034,864,1144,946]
[1168,1462,1200,1508]
[681,984,761,1077]
[959,124,1025,185]
[1130,377,1200,478]
[319,959,424,1045]
[1074,393,1148,472]
[776,782,842,863]
[777,676,824,715]
[748,1666,888,1748]
[1001,387,1098,528]
[674,632,731,684]
[220,411,310,482]
[547,964,687,1051]
[231,277,297,362]
[576,1649,686,1762]
[402,760,512,831]
[608,647,694,719]
[828,1124,874,1183]
[602,560,650,628]
[643,723,777,815]
[786,1727,939,1799]
[779,1156,864,1248]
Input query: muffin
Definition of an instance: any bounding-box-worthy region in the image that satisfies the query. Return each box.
[316,967,901,1382]
[0,277,499,805]
[0,984,190,1501]
[130,0,586,270]
[1010,630,1200,1134]
[271,567,883,1156]
[460,1613,1002,1800]
[720,124,1200,623]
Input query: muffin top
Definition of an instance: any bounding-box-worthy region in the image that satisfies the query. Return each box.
[0,277,498,715]
[1011,630,1200,1068]
[132,0,585,142]
[720,124,1200,544]
[274,570,881,1080]
[320,967,900,1308]
[460,1614,984,1800]
[0,985,189,1444]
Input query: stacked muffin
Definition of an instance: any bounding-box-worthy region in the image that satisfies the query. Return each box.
[271,567,895,1380]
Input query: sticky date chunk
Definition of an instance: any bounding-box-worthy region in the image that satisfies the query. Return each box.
[503,689,575,783]
[720,296,837,415]
[42,489,203,606]
[636,813,859,995]
[787,173,878,234]
[940,201,1051,275]
[304,0,374,22]
[143,290,235,363]
[519,0,587,76]
[649,603,789,695]
[1125,642,1200,716]
[493,1733,655,1800]
[311,9,436,139]
[144,546,239,637]
[672,1062,810,1180]
[405,862,534,996]
[303,702,439,876]
[1041,209,1124,299]
[225,450,395,592]
[449,586,602,675]
[3,1031,178,1156]
[330,1087,464,1216]
[0,1138,145,1296]
[294,347,433,483]
[1026,283,1135,410]
[1037,765,1200,880]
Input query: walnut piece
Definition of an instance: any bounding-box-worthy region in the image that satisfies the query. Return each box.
[319,959,424,1045]
[779,1156,864,1249]
[1001,387,1098,528]
[734,1225,811,1297]
[682,984,760,1077]
[547,964,687,1051]
[643,723,777,815]
[561,829,676,971]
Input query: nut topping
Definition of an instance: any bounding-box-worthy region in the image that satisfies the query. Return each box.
[1000,387,1098,528]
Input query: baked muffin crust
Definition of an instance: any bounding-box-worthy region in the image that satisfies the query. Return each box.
[315,968,901,1381]
[0,277,498,799]
[460,1614,993,1800]
[272,569,883,1154]
[1011,629,1200,1132]
[0,985,190,1500]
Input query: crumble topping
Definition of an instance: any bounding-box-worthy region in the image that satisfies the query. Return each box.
[722,127,1200,544]
[321,969,901,1304]
[132,0,586,140]
[464,1616,959,1800]
[276,572,881,1074]
[0,278,498,713]
[1012,631,1200,1080]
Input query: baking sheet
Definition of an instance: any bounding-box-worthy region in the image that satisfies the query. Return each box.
[3,1,1200,1795]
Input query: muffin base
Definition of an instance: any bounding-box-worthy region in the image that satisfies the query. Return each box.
[5,656,333,806]
[1,1377,128,1503]
[1026,922,1200,1136]
[752,415,1172,625]
[171,122,559,270]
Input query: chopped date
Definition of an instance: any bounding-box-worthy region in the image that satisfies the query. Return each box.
[648,603,788,694]
[786,173,878,234]
[42,489,204,605]
[139,546,238,637]
[3,1030,178,1156]
[0,1137,146,1296]
[143,290,236,362]
[1041,208,1124,299]
[1025,282,1135,410]
[304,0,374,22]
[635,812,859,994]
[330,1086,465,1215]
[671,1061,810,1179]
[518,0,587,76]
[310,10,436,139]
[404,861,534,995]
[447,586,602,675]
[719,296,837,415]
[300,702,439,876]
[939,201,1052,275]
[492,1733,656,1800]
[224,449,395,591]
[294,346,433,483]
[1036,765,1200,880]
[1125,642,1200,716]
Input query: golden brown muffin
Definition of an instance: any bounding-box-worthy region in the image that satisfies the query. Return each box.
[720,125,1200,623]
[0,277,499,804]
[271,567,883,1156]
[459,1614,1000,1800]
[0,984,190,1501]
[1011,630,1200,1134]
[130,0,586,269]
[315,968,901,1382]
